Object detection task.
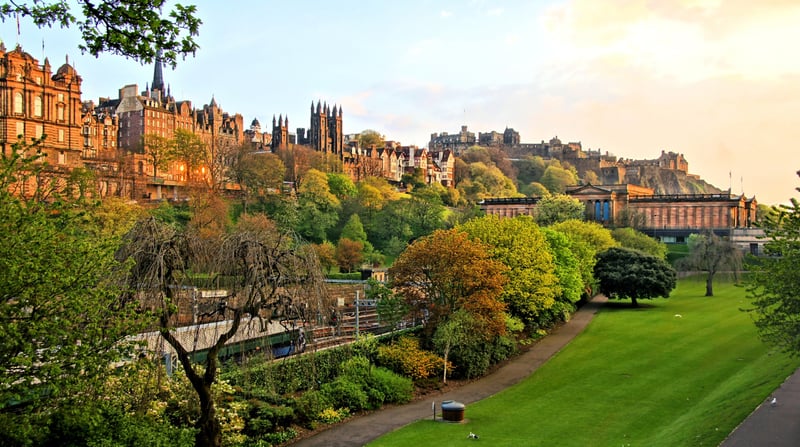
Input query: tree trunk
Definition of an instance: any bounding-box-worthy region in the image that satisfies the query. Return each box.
[705,272,714,296]
[631,296,638,307]
[195,383,222,447]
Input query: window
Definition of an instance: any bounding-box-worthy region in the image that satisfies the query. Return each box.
[57,151,66,165]
[16,122,24,138]
[58,129,64,142]
[57,105,64,121]
[34,96,42,117]
[13,92,23,114]
[35,125,43,139]
[58,93,64,102]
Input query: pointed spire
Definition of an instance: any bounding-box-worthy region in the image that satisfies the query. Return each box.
[273,114,276,126]
[152,49,165,92]
[316,100,321,113]
[311,101,314,112]
[339,105,343,117]
[279,114,283,126]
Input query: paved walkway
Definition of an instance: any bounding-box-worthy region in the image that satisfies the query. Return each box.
[292,295,608,447]
[720,367,800,447]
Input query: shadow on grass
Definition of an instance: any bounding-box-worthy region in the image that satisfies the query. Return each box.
[599,300,661,313]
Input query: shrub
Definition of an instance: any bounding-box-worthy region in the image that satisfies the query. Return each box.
[294,390,331,426]
[321,377,369,411]
[318,407,351,424]
[377,337,446,380]
[370,366,413,404]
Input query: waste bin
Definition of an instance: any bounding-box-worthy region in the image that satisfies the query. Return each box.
[441,400,465,422]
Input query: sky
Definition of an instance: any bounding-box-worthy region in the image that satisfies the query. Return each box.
[3,0,799,205]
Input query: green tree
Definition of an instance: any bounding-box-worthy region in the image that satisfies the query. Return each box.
[173,128,207,184]
[594,247,676,307]
[2,1,201,67]
[142,133,174,180]
[357,129,385,149]
[540,164,579,194]
[230,148,285,212]
[535,193,585,226]
[389,229,508,340]
[0,148,144,413]
[550,219,618,297]
[341,213,369,246]
[327,172,357,201]
[458,162,520,202]
[311,241,337,274]
[521,181,551,198]
[459,215,561,329]
[432,309,476,383]
[678,231,743,296]
[513,155,547,186]
[746,177,800,354]
[368,278,410,337]
[612,227,667,259]
[541,227,584,308]
[297,169,341,243]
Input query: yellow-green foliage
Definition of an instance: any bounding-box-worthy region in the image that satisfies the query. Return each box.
[377,337,450,380]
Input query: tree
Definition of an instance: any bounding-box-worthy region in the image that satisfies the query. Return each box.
[432,310,476,383]
[550,219,618,297]
[612,227,667,259]
[541,227,584,308]
[540,164,578,194]
[678,231,742,296]
[311,241,337,274]
[296,169,341,243]
[459,215,561,329]
[0,148,144,413]
[457,162,520,202]
[2,0,201,67]
[357,129,384,149]
[340,213,368,245]
[173,129,207,184]
[368,278,409,336]
[746,175,800,354]
[230,148,285,212]
[535,193,585,226]
[336,238,364,273]
[327,172,357,201]
[594,247,677,307]
[118,215,324,447]
[389,229,508,340]
[142,133,174,180]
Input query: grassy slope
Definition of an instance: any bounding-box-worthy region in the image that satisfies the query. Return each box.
[369,277,799,447]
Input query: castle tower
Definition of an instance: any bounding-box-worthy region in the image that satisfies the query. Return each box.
[271,114,289,150]
[309,100,329,152]
[328,104,343,155]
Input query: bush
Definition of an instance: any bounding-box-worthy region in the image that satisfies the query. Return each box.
[370,366,413,404]
[377,337,445,380]
[294,390,331,426]
[321,377,369,411]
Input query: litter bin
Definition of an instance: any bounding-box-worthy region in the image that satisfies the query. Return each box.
[441,400,465,422]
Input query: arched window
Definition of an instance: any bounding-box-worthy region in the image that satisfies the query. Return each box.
[13,92,23,114]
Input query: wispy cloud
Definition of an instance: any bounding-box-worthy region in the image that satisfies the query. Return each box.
[440,10,453,18]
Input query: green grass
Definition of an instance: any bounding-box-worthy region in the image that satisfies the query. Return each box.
[369,277,799,447]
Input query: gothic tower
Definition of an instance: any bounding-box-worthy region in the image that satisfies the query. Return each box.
[271,114,289,150]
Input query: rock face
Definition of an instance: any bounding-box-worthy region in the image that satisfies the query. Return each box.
[623,166,724,195]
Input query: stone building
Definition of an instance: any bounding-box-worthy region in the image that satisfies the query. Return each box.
[0,44,84,183]
[429,125,476,153]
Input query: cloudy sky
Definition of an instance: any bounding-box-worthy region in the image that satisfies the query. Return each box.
[4,0,799,205]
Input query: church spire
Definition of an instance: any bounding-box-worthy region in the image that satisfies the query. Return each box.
[152,49,165,93]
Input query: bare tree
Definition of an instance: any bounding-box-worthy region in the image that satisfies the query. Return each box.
[118,216,327,447]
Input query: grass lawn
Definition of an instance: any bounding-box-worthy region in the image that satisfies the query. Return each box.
[369,277,799,447]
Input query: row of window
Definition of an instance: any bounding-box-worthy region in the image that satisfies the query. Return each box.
[10,92,67,119]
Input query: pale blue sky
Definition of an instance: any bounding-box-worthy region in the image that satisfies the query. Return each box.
[3,0,800,205]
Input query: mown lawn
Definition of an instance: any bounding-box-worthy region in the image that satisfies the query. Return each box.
[369,277,799,447]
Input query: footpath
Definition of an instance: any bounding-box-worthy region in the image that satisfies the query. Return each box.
[291,295,607,447]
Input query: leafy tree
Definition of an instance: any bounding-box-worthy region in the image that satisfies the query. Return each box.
[340,213,368,246]
[368,279,409,337]
[230,149,285,212]
[118,215,324,447]
[458,162,520,202]
[0,148,144,413]
[583,169,600,185]
[336,238,364,273]
[327,172,357,201]
[535,193,585,226]
[513,155,547,186]
[678,231,743,296]
[142,133,174,180]
[594,247,676,307]
[296,168,341,243]
[357,129,385,149]
[540,164,578,194]
[541,227,584,308]
[459,215,561,329]
[521,181,551,198]
[389,229,508,340]
[612,227,667,259]
[432,310,476,383]
[746,176,800,354]
[173,128,207,184]
[550,219,618,297]
[2,0,201,67]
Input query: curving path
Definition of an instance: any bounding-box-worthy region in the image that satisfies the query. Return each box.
[291,295,608,447]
